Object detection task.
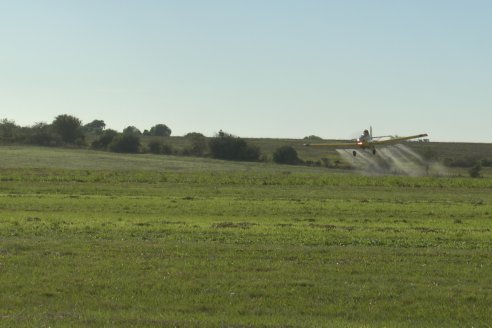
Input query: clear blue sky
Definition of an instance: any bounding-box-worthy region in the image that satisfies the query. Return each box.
[1,0,491,142]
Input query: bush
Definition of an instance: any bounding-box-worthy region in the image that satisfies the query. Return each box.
[28,122,61,146]
[148,140,163,154]
[123,126,141,135]
[184,132,205,138]
[303,135,322,140]
[146,140,173,155]
[320,158,332,168]
[273,146,301,165]
[0,119,21,143]
[110,133,141,153]
[84,120,106,135]
[149,124,171,137]
[183,134,208,156]
[52,114,84,144]
[209,131,260,161]
[161,144,173,155]
[91,129,118,150]
[469,161,482,178]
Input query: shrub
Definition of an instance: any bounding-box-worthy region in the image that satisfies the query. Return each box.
[148,140,163,154]
[52,114,84,144]
[123,126,141,135]
[110,133,141,153]
[184,132,205,138]
[184,134,208,156]
[149,124,171,137]
[469,161,482,178]
[273,146,301,165]
[303,135,322,140]
[320,157,332,168]
[91,129,118,150]
[161,144,173,155]
[209,131,260,161]
[0,119,20,143]
[84,120,106,134]
[28,122,61,146]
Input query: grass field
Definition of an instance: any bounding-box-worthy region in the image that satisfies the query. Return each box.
[1,146,492,327]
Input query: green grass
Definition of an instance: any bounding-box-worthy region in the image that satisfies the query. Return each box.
[1,146,492,327]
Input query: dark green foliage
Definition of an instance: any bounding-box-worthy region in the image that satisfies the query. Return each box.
[184,133,208,156]
[123,126,141,135]
[28,122,61,146]
[184,132,205,138]
[110,133,141,153]
[469,161,482,178]
[320,157,333,168]
[84,120,106,134]
[209,131,260,161]
[91,129,118,150]
[147,140,172,154]
[149,124,171,137]
[52,114,84,144]
[0,119,21,143]
[161,144,173,155]
[303,135,322,140]
[148,140,163,154]
[273,145,301,164]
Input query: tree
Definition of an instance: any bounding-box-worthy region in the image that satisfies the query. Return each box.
[149,124,171,137]
[184,132,204,138]
[303,135,322,140]
[28,122,61,146]
[123,126,141,135]
[148,140,163,154]
[110,133,141,153]
[91,129,118,150]
[273,146,301,165]
[0,119,20,143]
[184,133,207,156]
[52,114,83,143]
[84,120,106,134]
[209,131,260,161]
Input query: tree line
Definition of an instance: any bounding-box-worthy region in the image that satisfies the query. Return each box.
[0,114,305,165]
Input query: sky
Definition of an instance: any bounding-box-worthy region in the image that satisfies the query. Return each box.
[1,0,491,142]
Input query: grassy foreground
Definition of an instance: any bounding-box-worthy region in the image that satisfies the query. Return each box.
[1,147,492,327]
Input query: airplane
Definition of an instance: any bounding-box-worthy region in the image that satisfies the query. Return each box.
[303,127,428,156]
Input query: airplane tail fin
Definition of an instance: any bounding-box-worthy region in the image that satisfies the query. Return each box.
[370,126,373,139]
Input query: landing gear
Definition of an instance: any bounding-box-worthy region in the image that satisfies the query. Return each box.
[353,150,357,157]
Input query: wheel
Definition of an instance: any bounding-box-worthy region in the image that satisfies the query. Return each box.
[353,151,357,157]
[372,149,376,155]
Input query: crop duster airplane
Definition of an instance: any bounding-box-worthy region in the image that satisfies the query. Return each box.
[304,127,428,156]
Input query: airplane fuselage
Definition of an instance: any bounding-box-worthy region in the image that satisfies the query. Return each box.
[353,139,376,156]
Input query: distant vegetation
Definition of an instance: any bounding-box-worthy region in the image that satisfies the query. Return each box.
[303,134,322,140]
[273,145,301,165]
[0,116,262,162]
[1,115,492,170]
[208,131,260,161]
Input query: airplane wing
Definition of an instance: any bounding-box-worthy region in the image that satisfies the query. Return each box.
[372,133,428,145]
[303,142,358,148]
